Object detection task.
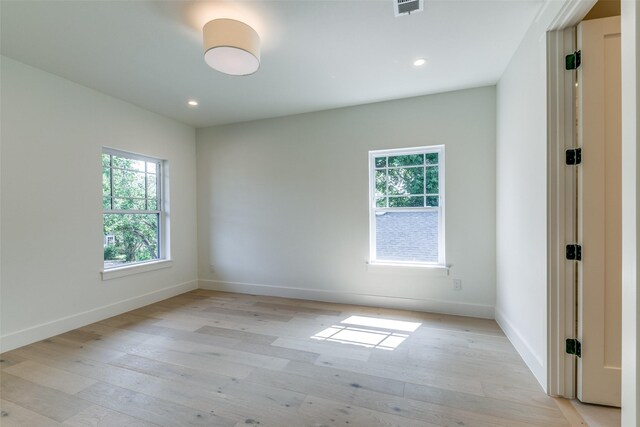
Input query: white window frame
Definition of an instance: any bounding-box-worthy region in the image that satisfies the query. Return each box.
[102,147,168,273]
[368,145,446,267]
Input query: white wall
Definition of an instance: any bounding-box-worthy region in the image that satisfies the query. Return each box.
[495,1,575,391]
[0,57,198,351]
[621,0,639,424]
[196,86,496,318]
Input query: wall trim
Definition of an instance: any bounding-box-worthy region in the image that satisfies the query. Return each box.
[0,280,198,353]
[547,0,597,31]
[496,306,546,390]
[198,279,494,319]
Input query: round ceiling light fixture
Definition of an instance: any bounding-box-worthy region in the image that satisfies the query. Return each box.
[413,58,427,67]
[203,18,260,76]
[187,99,199,106]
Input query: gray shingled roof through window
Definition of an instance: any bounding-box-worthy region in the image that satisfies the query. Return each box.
[375,211,439,263]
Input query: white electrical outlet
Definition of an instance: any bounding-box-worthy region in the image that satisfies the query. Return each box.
[453,279,462,291]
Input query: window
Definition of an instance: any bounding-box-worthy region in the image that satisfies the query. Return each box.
[102,148,165,270]
[369,145,445,266]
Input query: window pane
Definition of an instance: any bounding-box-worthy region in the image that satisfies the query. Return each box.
[375,170,386,197]
[389,196,423,207]
[425,153,438,165]
[147,174,157,198]
[375,157,386,168]
[113,169,145,199]
[148,198,158,210]
[426,196,439,207]
[388,167,423,195]
[376,197,387,208]
[375,211,438,263]
[425,166,439,194]
[147,162,157,174]
[103,213,159,268]
[102,153,111,168]
[112,155,145,172]
[388,154,423,167]
[113,197,146,210]
[103,197,111,210]
[102,167,111,197]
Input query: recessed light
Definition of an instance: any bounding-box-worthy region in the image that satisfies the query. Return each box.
[188,100,199,106]
[413,58,426,67]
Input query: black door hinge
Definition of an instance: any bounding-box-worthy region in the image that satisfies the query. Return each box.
[566,148,582,165]
[566,244,582,261]
[566,50,581,70]
[566,338,582,357]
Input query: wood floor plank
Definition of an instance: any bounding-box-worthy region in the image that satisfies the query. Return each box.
[56,329,103,344]
[154,310,335,341]
[4,360,97,395]
[59,326,155,354]
[231,340,320,364]
[299,394,437,427]
[34,337,127,363]
[102,322,241,349]
[195,325,278,345]
[139,335,290,370]
[481,382,560,410]
[271,337,371,362]
[62,405,160,427]
[197,299,320,320]
[370,346,541,390]
[97,313,158,329]
[76,382,234,427]
[253,301,343,316]
[0,373,93,422]
[315,354,486,396]
[0,353,26,370]
[243,367,360,405]
[350,387,550,427]
[404,340,525,365]
[155,310,274,330]
[283,360,406,397]
[107,353,238,391]
[404,382,569,426]
[127,346,255,379]
[90,321,316,364]
[0,399,61,427]
[553,398,589,426]
[200,306,295,322]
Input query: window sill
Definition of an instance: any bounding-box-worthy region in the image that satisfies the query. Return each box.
[101,259,173,281]
[366,261,450,276]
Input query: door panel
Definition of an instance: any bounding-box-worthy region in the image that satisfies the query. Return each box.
[577,15,621,407]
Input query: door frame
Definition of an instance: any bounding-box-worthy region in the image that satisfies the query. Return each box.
[546,0,596,399]
[547,0,639,422]
[619,1,639,425]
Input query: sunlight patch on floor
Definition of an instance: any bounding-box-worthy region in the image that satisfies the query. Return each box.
[311,316,421,350]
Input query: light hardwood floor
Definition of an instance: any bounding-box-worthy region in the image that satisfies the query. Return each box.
[0,290,575,426]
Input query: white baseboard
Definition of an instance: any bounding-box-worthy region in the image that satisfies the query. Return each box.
[495,306,546,391]
[0,280,198,353]
[198,279,494,319]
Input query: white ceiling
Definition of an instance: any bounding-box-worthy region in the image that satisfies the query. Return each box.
[1,0,543,128]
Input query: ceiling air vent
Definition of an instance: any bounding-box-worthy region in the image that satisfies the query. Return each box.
[394,0,423,17]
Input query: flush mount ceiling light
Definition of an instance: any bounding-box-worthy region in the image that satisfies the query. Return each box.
[187,99,199,106]
[203,18,260,76]
[413,58,426,67]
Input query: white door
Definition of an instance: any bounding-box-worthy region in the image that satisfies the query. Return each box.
[577,15,621,407]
